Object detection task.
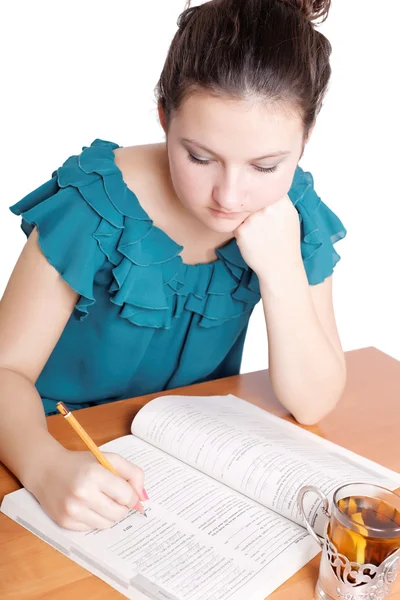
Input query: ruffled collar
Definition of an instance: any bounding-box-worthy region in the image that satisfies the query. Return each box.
[56,139,258,328]
[76,139,246,272]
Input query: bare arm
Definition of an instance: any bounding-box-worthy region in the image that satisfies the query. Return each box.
[233,190,346,426]
[0,228,78,488]
[0,230,146,529]
[262,269,346,425]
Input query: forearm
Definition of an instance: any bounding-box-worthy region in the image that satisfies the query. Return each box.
[0,367,63,491]
[260,267,346,425]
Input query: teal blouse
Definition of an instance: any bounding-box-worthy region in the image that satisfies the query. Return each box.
[10,139,346,415]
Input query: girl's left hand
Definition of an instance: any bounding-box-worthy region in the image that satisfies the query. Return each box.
[234,195,302,283]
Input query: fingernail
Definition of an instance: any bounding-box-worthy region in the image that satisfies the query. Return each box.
[134,500,145,514]
[142,488,149,501]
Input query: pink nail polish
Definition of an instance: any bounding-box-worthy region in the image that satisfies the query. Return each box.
[134,500,145,513]
[142,488,149,501]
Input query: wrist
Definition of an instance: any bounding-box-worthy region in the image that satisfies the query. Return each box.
[18,429,65,493]
[258,259,307,297]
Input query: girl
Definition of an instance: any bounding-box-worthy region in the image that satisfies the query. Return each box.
[0,0,346,531]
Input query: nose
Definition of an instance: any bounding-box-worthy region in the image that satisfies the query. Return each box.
[212,170,243,212]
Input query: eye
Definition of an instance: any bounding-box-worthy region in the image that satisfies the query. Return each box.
[253,165,278,174]
[187,152,212,166]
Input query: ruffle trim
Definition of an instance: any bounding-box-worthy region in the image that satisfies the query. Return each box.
[10,139,260,328]
[289,167,347,284]
[10,141,346,330]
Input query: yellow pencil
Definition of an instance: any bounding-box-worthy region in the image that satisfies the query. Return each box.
[56,401,146,516]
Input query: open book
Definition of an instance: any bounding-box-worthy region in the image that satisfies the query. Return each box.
[2,394,400,600]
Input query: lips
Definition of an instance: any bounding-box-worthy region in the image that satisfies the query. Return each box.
[210,208,244,219]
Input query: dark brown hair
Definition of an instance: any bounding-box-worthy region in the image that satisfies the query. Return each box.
[155,0,332,135]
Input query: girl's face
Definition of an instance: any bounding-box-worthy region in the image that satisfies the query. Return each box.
[163,91,307,234]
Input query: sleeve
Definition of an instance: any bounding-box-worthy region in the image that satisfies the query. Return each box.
[9,141,121,319]
[288,166,347,285]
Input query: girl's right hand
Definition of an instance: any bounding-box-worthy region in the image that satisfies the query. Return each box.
[0,229,145,531]
[30,447,146,531]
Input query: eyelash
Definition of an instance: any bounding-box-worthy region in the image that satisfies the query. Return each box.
[253,165,278,174]
[187,153,278,174]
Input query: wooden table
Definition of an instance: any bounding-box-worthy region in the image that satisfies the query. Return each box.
[1,346,400,599]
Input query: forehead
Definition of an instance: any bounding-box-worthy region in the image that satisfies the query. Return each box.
[169,91,305,154]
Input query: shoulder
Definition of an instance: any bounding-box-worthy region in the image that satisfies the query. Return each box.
[289,165,347,285]
[113,142,177,223]
[113,143,166,170]
[10,140,167,227]
[288,166,317,208]
[114,143,169,194]
[9,140,178,321]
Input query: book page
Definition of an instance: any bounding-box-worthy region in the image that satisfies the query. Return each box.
[1,434,319,600]
[131,394,400,534]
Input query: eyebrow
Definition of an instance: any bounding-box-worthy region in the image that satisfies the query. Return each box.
[181,138,290,161]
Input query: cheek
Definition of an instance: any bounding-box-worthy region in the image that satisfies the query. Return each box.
[252,168,296,209]
[170,158,211,207]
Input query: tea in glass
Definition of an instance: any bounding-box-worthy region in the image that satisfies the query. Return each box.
[329,494,400,569]
[298,483,400,599]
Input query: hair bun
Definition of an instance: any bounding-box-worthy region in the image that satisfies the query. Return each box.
[185,0,330,23]
[280,0,331,23]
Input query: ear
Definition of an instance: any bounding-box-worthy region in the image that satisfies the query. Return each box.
[158,101,167,133]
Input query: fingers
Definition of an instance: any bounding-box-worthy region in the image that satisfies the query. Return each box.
[59,506,116,531]
[55,490,131,531]
[36,450,148,531]
[54,489,134,531]
[55,494,117,531]
[104,453,147,503]
[91,491,131,522]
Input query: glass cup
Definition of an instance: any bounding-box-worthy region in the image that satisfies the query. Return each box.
[297,483,400,600]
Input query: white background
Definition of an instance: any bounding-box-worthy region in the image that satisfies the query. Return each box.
[0,0,399,373]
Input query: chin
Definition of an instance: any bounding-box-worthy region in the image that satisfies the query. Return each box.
[208,220,239,234]
[199,212,239,232]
